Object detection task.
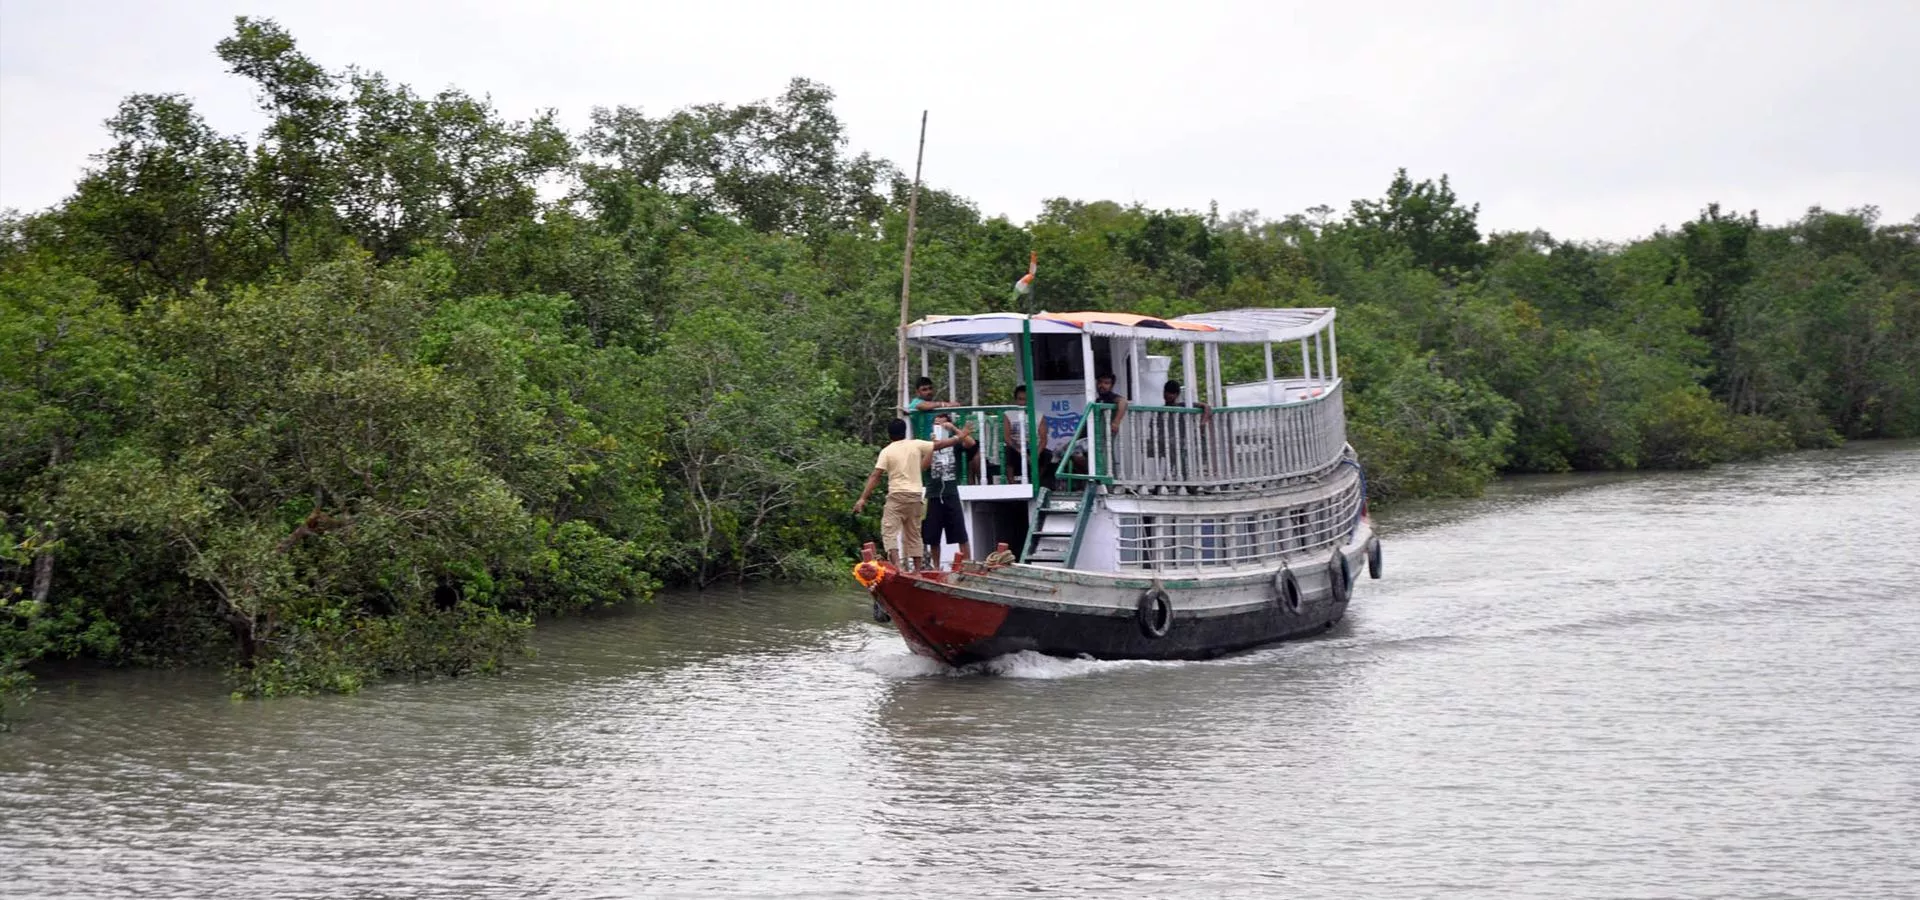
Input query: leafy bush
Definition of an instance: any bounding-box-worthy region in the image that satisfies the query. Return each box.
[519,519,658,614]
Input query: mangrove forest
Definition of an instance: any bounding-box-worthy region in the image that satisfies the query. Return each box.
[4,18,1917,709]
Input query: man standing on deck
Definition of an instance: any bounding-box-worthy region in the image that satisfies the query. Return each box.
[1001,385,1030,484]
[902,376,963,442]
[1161,379,1212,423]
[1095,371,1130,435]
[1069,371,1130,477]
[1155,379,1213,485]
[922,413,977,565]
[853,418,973,569]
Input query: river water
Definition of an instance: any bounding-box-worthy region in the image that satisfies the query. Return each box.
[3,442,1918,899]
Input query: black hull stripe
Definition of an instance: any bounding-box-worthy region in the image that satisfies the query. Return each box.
[947,599,1350,666]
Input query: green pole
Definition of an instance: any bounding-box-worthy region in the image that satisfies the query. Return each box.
[1022,318,1038,488]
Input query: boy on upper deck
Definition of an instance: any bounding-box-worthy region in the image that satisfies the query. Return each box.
[1153,379,1213,486]
[1095,371,1129,435]
[1161,379,1212,422]
[903,376,963,441]
[902,376,961,415]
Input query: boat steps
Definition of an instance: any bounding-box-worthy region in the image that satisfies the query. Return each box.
[1022,483,1096,567]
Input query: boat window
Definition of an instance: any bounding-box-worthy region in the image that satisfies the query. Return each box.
[1199,518,1222,565]
[1032,334,1086,381]
[1118,516,1143,565]
[1110,481,1363,570]
[1258,511,1282,556]
[1234,515,1259,564]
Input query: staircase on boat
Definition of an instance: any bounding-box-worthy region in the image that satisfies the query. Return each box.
[1022,483,1096,567]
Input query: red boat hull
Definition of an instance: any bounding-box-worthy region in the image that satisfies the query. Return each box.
[870,573,1011,665]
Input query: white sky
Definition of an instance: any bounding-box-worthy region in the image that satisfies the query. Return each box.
[3,0,1916,242]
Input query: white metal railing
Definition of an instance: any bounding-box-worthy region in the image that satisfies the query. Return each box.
[1113,474,1363,570]
[1098,381,1345,490]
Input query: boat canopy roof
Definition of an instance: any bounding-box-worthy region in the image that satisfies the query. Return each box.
[904,308,1336,354]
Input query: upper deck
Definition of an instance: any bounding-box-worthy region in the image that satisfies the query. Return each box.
[902,307,1347,494]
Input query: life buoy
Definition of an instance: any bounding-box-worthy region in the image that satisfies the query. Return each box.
[1136,588,1173,639]
[1275,566,1302,614]
[1368,539,1383,579]
[1328,550,1351,604]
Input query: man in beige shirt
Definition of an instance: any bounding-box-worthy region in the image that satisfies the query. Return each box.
[854,417,973,569]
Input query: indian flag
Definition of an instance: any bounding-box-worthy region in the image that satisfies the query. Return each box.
[1014,251,1036,294]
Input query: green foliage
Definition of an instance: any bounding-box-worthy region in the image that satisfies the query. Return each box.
[4,17,1914,702]
[1,516,123,722]
[1339,168,1486,277]
[233,602,532,697]
[1347,355,1516,499]
[644,305,869,584]
[584,78,886,240]
[520,519,658,614]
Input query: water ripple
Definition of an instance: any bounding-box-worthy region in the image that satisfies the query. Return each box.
[4,441,1919,898]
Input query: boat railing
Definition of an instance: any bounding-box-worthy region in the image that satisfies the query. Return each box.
[1088,380,1347,491]
[1114,474,1364,570]
[908,405,1026,486]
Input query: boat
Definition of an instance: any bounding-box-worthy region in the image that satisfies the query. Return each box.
[852,306,1383,666]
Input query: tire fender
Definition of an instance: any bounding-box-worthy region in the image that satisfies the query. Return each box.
[1328,550,1351,604]
[1136,587,1173,639]
[1274,566,1302,614]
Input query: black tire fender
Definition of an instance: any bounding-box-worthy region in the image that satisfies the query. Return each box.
[1136,588,1173,639]
[1368,539,1383,580]
[1275,566,1302,614]
[1328,550,1351,604]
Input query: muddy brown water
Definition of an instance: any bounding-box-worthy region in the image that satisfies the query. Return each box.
[4,441,1918,898]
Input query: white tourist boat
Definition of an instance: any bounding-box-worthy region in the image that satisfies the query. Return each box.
[853,307,1382,665]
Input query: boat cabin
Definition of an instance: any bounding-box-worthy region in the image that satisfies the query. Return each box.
[900,308,1353,571]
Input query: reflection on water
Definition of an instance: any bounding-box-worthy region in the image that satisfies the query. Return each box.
[4,441,1919,898]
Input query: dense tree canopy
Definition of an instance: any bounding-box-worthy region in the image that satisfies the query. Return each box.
[4,18,1915,708]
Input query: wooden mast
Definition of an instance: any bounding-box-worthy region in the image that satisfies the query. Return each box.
[896,111,928,412]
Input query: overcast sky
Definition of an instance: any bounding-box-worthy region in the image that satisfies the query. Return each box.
[3,0,1916,242]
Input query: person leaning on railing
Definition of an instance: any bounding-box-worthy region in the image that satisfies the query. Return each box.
[1083,371,1129,477]
[902,375,963,440]
[1154,379,1212,486]
[1161,379,1212,422]
[1000,385,1028,485]
[902,376,960,413]
[1096,371,1129,433]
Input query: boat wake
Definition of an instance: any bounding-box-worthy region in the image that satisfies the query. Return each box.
[849,642,1184,680]
[972,650,1178,679]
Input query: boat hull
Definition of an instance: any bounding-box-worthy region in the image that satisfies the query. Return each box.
[870,526,1373,667]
